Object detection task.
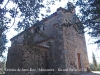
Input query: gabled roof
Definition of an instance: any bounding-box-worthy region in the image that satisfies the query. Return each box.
[10,7,71,41]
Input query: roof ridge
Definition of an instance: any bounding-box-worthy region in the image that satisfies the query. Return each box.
[10,7,69,41]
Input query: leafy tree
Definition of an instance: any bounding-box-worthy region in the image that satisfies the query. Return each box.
[0,0,3,4]
[90,63,94,71]
[0,60,6,74]
[76,0,100,46]
[97,64,100,71]
[10,0,62,31]
[92,53,97,71]
[90,63,100,71]
[0,0,62,57]
[11,0,44,31]
[0,0,8,57]
[0,0,46,57]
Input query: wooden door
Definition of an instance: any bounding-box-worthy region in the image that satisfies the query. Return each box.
[77,53,81,68]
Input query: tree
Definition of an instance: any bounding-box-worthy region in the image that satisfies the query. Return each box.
[92,53,97,71]
[76,0,100,46]
[0,0,47,57]
[0,0,8,57]
[0,60,6,74]
[0,0,63,57]
[10,0,44,31]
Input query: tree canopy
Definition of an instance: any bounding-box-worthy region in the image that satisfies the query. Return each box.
[76,0,100,46]
[0,0,62,57]
[0,0,8,57]
[0,0,100,57]
[0,0,45,57]
[92,53,97,70]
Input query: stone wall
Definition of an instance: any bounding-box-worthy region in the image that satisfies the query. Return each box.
[63,26,89,70]
[6,44,48,75]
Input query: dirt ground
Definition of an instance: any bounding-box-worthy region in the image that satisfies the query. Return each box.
[80,71,100,75]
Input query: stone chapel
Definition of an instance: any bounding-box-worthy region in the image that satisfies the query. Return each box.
[6,2,90,75]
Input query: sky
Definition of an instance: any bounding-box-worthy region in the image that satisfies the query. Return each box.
[3,0,100,63]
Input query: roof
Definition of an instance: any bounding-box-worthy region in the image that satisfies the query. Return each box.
[10,7,71,41]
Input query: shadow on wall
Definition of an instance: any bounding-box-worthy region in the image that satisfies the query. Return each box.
[0,74,5,75]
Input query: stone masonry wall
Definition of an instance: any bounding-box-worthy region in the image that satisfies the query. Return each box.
[63,26,89,71]
[6,44,48,75]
